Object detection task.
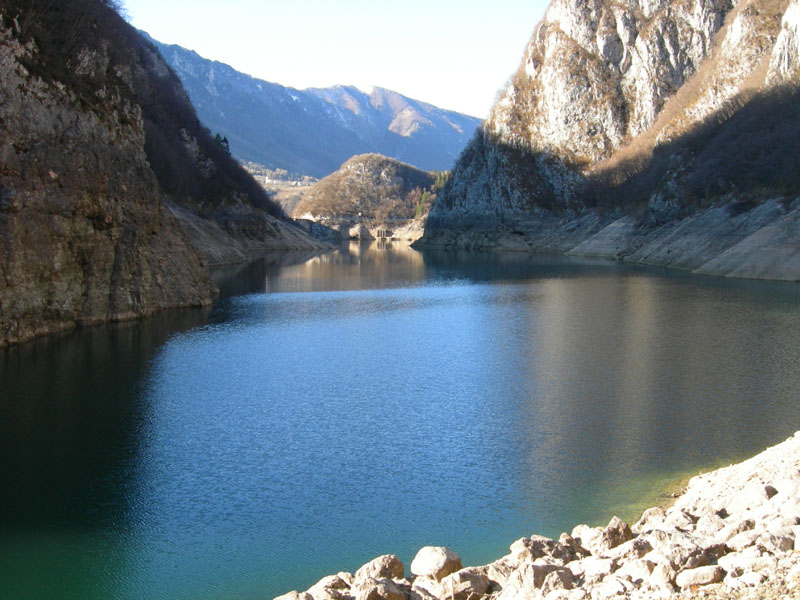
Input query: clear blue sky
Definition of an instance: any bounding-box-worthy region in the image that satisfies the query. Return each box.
[123,0,550,118]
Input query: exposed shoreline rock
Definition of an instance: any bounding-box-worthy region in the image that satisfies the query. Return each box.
[415,197,800,282]
[276,432,800,600]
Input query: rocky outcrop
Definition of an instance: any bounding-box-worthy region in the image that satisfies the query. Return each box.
[419,0,800,281]
[275,432,800,600]
[293,154,441,242]
[0,0,323,345]
[0,6,215,346]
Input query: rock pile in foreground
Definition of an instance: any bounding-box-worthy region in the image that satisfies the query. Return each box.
[276,432,800,600]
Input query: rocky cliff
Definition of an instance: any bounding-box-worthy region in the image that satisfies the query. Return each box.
[0,0,320,346]
[144,33,482,178]
[418,0,800,281]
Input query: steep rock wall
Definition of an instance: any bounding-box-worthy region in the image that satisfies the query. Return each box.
[420,0,800,281]
[0,24,215,346]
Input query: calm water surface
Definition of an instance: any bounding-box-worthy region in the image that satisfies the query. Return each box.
[2,242,800,600]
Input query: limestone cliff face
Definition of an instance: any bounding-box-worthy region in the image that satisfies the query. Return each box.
[421,0,800,280]
[0,20,215,346]
[0,1,319,346]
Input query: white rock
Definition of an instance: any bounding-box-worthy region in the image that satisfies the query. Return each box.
[788,563,800,588]
[495,560,566,600]
[355,556,404,583]
[539,568,574,596]
[276,592,314,600]
[605,538,652,563]
[694,513,725,537]
[726,482,779,517]
[614,558,655,584]
[353,577,406,600]
[308,574,353,600]
[577,556,617,584]
[648,562,677,590]
[675,565,724,589]
[634,507,667,533]
[437,568,489,600]
[410,547,462,581]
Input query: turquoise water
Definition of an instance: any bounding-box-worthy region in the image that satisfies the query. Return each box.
[2,243,800,599]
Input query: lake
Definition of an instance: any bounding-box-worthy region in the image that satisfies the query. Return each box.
[2,242,800,600]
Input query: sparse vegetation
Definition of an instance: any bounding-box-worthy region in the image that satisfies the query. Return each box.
[0,0,285,219]
[585,85,800,212]
[293,154,441,222]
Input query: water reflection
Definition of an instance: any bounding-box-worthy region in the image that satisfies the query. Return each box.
[0,308,210,599]
[261,242,428,293]
[3,244,800,600]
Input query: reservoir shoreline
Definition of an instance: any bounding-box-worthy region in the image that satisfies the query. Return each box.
[278,433,800,600]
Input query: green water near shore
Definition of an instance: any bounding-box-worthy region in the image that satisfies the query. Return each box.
[2,243,800,600]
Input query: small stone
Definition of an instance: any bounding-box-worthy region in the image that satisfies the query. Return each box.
[410,547,462,581]
[675,565,725,589]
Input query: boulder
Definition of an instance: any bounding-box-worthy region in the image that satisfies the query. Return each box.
[573,556,617,584]
[410,547,462,581]
[675,565,725,589]
[663,509,696,531]
[413,568,489,600]
[606,537,652,563]
[633,507,667,533]
[694,513,726,537]
[614,558,655,584]
[355,555,404,583]
[648,562,677,591]
[538,568,574,596]
[353,578,406,600]
[509,535,573,563]
[480,556,516,591]
[574,517,633,556]
[309,574,353,600]
[725,483,779,516]
[495,560,567,600]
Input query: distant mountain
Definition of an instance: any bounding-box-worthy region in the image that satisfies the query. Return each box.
[142,33,482,178]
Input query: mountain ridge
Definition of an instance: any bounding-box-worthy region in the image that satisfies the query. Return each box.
[417,0,800,281]
[142,32,482,178]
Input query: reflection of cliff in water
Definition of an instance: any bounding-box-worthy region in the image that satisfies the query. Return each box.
[263,242,428,293]
[0,306,209,533]
[211,250,328,298]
